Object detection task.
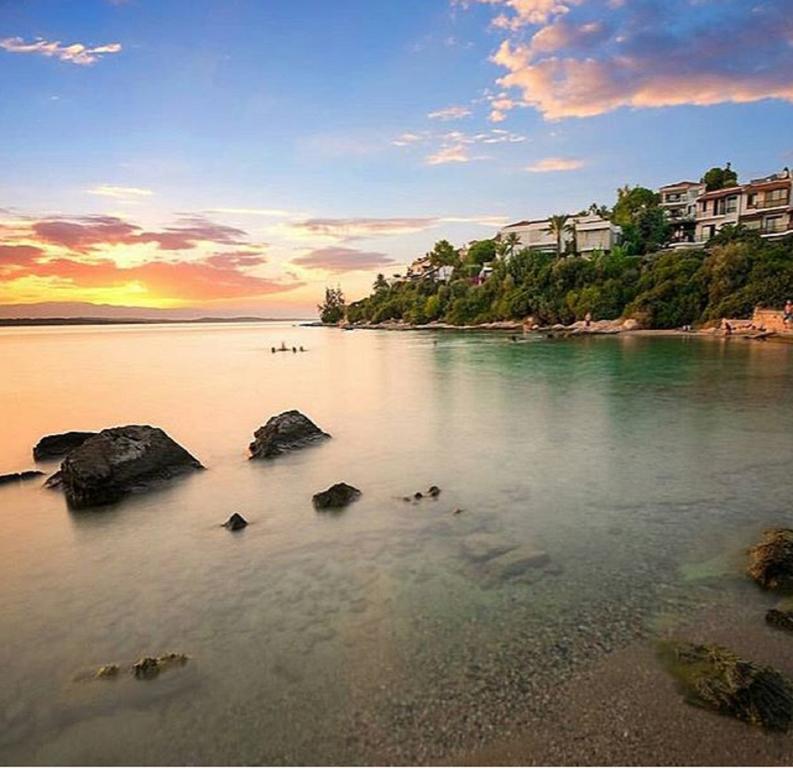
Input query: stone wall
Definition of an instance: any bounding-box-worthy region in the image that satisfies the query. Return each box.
[752,308,791,333]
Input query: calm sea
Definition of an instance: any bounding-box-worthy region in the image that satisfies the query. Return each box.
[1,322,792,764]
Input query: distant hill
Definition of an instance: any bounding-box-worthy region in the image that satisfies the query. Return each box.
[0,302,309,325]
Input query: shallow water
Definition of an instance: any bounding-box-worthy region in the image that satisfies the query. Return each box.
[1,323,792,764]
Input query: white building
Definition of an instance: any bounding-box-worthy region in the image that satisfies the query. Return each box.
[658,181,705,244]
[498,214,621,257]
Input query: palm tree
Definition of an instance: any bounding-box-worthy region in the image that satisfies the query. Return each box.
[502,232,521,259]
[546,214,575,257]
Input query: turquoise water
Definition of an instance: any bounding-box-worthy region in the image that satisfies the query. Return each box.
[1,324,792,764]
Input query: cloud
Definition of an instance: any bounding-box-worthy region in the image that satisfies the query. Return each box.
[0,37,122,66]
[467,0,793,120]
[292,247,396,274]
[426,144,472,165]
[30,214,248,253]
[525,156,584,172]
[87,185,154,200]
[291,217,437,240]
[0,213,298,304]
[207,207,297,218]
[428,106,472,121]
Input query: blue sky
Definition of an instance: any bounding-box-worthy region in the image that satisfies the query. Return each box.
[1,0,792,315]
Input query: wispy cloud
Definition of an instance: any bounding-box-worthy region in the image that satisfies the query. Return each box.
[525,156,584,172]
[87,185,154,200]
[207,207,299,218]
[426,144,473,165]
[428,105,472,121]
[0,37,122,66]
[292,246,396,274]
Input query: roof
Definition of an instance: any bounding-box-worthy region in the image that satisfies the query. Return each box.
[698,185,743,201]
[659,181,702,190]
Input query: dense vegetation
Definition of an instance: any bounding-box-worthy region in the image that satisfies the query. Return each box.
[316,165,793,329]
[335,232,793,329]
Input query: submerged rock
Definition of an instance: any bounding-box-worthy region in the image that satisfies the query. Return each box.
[249,410,330,459]
[223,512,248,531]
[484,544,551,581]
[766,609,793,633]
[313,482,361,510]
[51,425,203,509]
[33,431,97,461]
[0,470,44,486]
[747,528,793,589]
[428,485,441,498]
[461,532,517,563]
[132,653,189,680]
[659,641,793,731]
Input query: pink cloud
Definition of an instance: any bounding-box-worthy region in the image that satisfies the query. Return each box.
[0,37,122,65]
[292,247,396,274]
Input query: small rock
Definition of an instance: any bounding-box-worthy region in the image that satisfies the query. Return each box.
[95,664,120,679]
[414,492,424,500]
[453,508,463,515]
[0,470,44,486]
[33,431,97,461]
[132,653,188,680]
[223,513,248,531]
[313,482,361,510]
[428,485,441,497]
[249,410,330,459]
[747,528,793,589]
[484,545,551,582]
[132,657,161,680]
[766,609,793,632]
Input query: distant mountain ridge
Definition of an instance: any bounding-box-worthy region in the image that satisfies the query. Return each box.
[0,302,307,323]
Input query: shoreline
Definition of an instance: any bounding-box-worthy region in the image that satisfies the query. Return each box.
[312,319,793,342]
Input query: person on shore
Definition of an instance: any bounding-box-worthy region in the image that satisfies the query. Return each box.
[584,312,592,328]
[784,300,793,328]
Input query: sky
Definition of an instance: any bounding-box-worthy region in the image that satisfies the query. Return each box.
[1,0,792,317]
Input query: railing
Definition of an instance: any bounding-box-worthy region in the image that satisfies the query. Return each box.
[761,222,788,234]
[748,197,790,210]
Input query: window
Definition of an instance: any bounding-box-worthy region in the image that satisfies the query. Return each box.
[725,196,738,214]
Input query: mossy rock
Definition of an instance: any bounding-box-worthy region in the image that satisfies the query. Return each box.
[747,528,793,590]
[659,640,793,731]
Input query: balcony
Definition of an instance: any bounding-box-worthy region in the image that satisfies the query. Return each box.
[761,221,788,234]
[748,197,790,210]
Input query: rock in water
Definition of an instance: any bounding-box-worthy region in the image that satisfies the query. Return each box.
[766,609,793,633]
[660,641,793,731]
[312,482,361,510]
[33,431,97,461]
[0,470,44,486]
[132,653,189,680]
[747,528,793,589]
[428,485,441,497]
[249,410,330,459]
[224,512,248,531]
[52,426,203,508]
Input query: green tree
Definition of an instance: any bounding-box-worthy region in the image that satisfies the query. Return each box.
[546,214,575,256]
[466,239,497,266]
[611,186,659,228]
[500,232,521,259]
[701,163,738,192]
[427,239,459,267]
[372,273,389,292]
[318,286,346,324]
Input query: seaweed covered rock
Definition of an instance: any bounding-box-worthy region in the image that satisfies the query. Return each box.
[33,431,97,461]
[132,653,189,680]
[766,609,793,633]
[747,528,793,589]
[249,410,330,459]
[660,641,793,731]
[50,426,203,508]
[312,482,361,510]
